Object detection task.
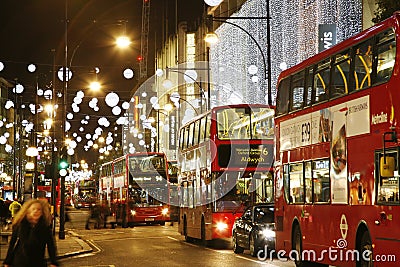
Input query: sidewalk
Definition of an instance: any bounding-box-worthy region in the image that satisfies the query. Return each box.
[0,229,93,262]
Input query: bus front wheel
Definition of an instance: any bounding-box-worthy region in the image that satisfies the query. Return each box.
[184,217,191,242]
[292,226,327,267]
[200,217,207,246]
[357,231,373,267]
[293,225,304,267]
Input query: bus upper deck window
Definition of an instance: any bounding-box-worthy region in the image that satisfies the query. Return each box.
[276,78,290,115]
[375,29,396,84]
[290,71,305,111]
[332,50,351,97]
[313,58,330,103]
[353,39,373,90]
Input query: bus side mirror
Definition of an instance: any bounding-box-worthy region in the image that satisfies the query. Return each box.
[380,156,395,177]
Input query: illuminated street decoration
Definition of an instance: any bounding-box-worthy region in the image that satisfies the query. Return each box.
[210,0,362,104]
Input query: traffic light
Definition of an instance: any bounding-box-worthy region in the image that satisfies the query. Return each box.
[59,159,68,170]
[59,147,69,176]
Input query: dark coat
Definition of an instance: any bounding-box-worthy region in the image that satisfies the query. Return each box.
[0,200,7,218]
[3,218,59,267]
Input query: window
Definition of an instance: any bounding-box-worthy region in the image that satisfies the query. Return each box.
[188,123,194,147]
[290,71,305,111]
[179,128,185,150]
[242,208,252,221]
[181,181,188,208]
[193,120,200,146]
[304,162,312,204]
[254,206,274,223]
[353,39,373,90]
[289,163,304,203]
[183,127,189,150]
[199,116,206,143]
[313,58,331,103]
[283,164,290,204]
[205,114,211,141]
[332,50,351,97]
[313,159,330,203]
[305,68,313,107]
[276,78,290,115]
[220,107,274,140]
[376,151,399,204]
[252,109,274,139]
[217,108,242,139]
[375,29,396,84]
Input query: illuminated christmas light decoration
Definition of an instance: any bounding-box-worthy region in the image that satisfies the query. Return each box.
[210,0,362,104]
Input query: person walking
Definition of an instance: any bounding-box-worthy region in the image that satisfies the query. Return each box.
[3,199,59,267]
[9,198,21,220]
[0,197,7,228]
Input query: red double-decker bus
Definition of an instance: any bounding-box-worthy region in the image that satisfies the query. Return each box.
[99,152,171,227]
[72,179,97,209]
[274,13,400,267]
[177,104,275,243]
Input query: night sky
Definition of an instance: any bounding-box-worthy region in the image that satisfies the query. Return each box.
[0,0,205,165]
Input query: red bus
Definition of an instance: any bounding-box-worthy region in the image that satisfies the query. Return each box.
[274,13,400,267]
[37,185,52,202]
[72,179,97,209]
[177,104,275,243]
[99,152,171,227]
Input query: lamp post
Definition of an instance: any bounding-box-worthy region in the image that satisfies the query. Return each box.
[12,80,17,200]
[12,80,24,200]
[60,0,132,239]
[166,67,209,112]
[156,66,209,114]
[154,107,171,153]
[204,0,272,106]
[59,0,69,240]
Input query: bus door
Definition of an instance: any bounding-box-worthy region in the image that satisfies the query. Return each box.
[374,149,400,247]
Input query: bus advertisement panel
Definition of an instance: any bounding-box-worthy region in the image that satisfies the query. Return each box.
[274,13,400,267]
[99,152,171,227]
[177,104,275,243]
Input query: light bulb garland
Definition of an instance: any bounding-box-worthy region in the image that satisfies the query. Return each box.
[210,0,362,105]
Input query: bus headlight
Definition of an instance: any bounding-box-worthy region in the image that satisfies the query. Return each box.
[162,208,169,215]
[216,222,228,231]
[131,210,136,216]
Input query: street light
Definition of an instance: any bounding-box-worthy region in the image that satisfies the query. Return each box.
[204,1,272,106]
[153,104,172,152]
[59,2,132,237]
[156,66,209,113]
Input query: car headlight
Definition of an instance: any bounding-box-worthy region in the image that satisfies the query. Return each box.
[216,222,228,231]
[162,208,169,215]
[131,210,136,216]
[261,228,275,239]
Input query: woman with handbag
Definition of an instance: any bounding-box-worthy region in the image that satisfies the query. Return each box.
[3,199,59,267]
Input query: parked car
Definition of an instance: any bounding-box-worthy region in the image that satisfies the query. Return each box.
[232,203,275,257]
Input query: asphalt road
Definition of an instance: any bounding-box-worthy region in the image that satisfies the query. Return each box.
[59,209,296,267]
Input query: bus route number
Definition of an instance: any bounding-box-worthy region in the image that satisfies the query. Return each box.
[301,122,311,143]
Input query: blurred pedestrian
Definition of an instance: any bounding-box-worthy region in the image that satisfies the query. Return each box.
[85,202,101,229]
[9,198,22,220]
[0,197,7,227]
[3,199,59,267]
